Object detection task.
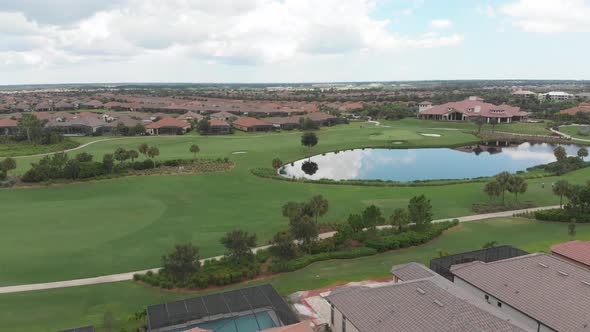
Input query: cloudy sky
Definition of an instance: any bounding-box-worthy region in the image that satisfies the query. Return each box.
[1,0,589,85]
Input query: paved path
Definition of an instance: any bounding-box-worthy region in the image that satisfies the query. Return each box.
[12,138,118,159]
[0,205,559,295]
[550,127,590,143]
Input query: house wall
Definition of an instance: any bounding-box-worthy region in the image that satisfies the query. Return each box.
[330,304,361,332]
[453,277,556,332]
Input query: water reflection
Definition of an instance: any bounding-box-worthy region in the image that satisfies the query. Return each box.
[282,143,588,182]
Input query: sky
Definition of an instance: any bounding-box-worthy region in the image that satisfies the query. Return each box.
[1,0,590,85]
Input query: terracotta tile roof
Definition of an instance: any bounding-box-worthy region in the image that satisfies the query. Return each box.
[551,241,590,267]
[146,117,190,129]
[560,105,590,115]
[0,118,17,127]
[451,253,590,332]
[233,117,273,128]
[421,98,528,118]
[209,119,230,127]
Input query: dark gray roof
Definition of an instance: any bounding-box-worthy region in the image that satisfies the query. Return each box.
[327,278,527,332]
[391,262,435,281]
[451,253,590,332]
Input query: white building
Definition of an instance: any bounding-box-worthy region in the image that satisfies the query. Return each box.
[450,253,590,332]
[539,91,574,101]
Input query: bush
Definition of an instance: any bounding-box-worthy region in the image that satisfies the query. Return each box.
[131,159,155,170]
[365,221,458,252]
[534,209,590,223]
[269,247,377,272]
[79,162,106,179]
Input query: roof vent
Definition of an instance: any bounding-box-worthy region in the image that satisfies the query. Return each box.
[582,281,590,287]
[558,271,569,277]
[538,263,548,268]
[434,300,444,307]
[416,288,426,295]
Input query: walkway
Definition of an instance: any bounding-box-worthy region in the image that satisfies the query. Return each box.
[0,205,559,295]
[13,138,118,159]
[549,127,590,143]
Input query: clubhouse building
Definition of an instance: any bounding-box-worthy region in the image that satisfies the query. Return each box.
[418,97,529,123]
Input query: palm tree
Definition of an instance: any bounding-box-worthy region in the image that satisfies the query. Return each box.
[552,180,570,208]
[578,147,589,159]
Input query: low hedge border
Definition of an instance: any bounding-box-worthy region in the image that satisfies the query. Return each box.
[365,221,459,252]
[269,247,377,273]
[534,209,590,223]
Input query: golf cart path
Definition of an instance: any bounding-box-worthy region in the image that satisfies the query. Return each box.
[12,132,303,159]
[550,127,590,143]
[0,205,559,295]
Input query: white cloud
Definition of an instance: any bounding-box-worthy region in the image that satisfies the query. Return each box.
[0,0,464,72]
[430,19,452,29]
[501,0,590,33]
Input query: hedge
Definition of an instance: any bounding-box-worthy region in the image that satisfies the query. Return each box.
[269,247,377,273]
[365,221,459,252]
[534,209,590,223]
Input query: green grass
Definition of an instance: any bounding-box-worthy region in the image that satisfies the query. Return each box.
[0,140,79,157]
[488,121,551,135]
[0,119,586,286]
[559,125,590,139]
[1,217,589,332]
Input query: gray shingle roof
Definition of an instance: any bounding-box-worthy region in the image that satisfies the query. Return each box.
[327,263,528,332]
[327,278,527,332]
[451,253,590,332]
[391,262,435,281]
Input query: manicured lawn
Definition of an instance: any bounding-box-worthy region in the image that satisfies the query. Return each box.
[0,140,79,157]
[1,217,588,332]
[0,119,586,286]
[489,121,552,135]
[559,125,590,139]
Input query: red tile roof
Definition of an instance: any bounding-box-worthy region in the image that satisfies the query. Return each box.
[551,241,590,267]
[146,117,190,129]
[233,117,272,128]
[209,119,230,127]
[0,118,17,127]
[560,105,590,115]
[421,98,528,118]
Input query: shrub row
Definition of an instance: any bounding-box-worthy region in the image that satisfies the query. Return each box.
[365,221,459,252]
[134,259,260,290]
[269,247,377,273]
[534,209,590,223]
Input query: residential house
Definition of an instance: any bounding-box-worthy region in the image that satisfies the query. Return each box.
[177,111,203,122]
[210,111,237,121]
[146,117,190,135]
[80,100,103,109]
[0,118,19,135]
[48,117,105,136]
[560,103,590,116]
[303,112,338,126]
[263,116,301,130]
[326,263,528,332]
[54,100,75,111]
[232,117,274,132]
[99,116,143,135]
[551,240,590,270]
[450,253,590,332]
[34,102,52,112]
[208,119,231,135]
[511,90,537,100]
[418,97,528,123]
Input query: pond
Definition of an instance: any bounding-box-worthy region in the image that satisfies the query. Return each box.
[281,143,588,182]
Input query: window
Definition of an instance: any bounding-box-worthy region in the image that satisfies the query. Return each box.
[330,304,334,325]
[343,316,346,332]
[484,295,490,303]
[497,302,502,308]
